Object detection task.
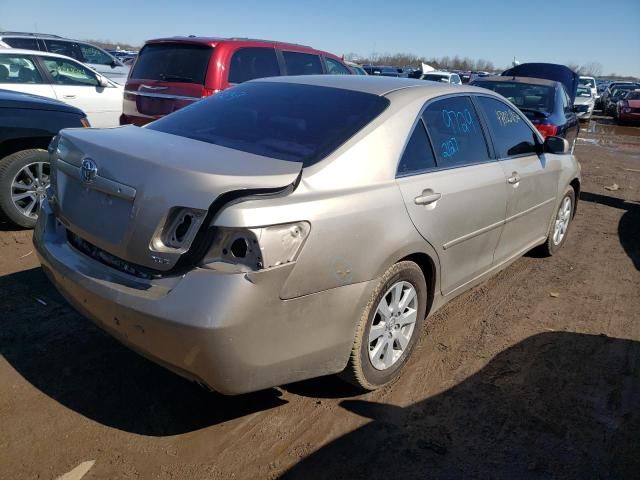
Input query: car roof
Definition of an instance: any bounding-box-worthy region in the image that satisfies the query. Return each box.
[0,48,75,61]
[252,75,491,97]
[473,75,558,87]
[146,36,312,49]
[422,71,453,76]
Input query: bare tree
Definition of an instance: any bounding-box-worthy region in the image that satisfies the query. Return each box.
[582,62,603,77]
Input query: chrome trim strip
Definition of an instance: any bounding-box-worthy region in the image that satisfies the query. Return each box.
[442,197,555,250]
[55,159,137,201]
[125,91,200,102]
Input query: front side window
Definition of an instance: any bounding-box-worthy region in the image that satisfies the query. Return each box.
[147,82,389,166]
[422,96,490,168]
[3,37,39,50]
[397,120,436,176]
[476,96,538,158]
[282,51,323,75]
[42,58,98,86]
[228,47,280,84]
[0,55,43,83]
[131,43,212,84]
[325,57,350,75]
[79,44,113,66]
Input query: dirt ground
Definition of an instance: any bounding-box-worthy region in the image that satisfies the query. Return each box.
[1,116,639,479]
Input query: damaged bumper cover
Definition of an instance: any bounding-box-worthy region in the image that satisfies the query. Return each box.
[34,201,375,394]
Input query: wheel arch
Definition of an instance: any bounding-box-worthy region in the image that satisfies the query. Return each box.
[0,136,51,161]
[398,251,438,317]
[569,177,580,217]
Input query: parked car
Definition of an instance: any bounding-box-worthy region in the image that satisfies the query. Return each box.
[0,89,88,227]
[471,76,579,149]
[121,36,352,126]
[599,81,638,113]
[346,61,368,75]
[579,76,597,100]
[362,65,406,77]
[0,32,130,84]
[603,83,640,117]
[574,85,595,121]
[420,71,462,85]
[0,49,123,127]
[34,76,580,395]
[616,89,640,124]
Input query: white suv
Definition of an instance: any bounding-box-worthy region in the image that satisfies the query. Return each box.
[420,71,462,85]
[0,32,130,84]
[0,49,123,127]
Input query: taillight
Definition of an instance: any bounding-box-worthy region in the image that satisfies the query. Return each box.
[534,123,558,138]
[201,87,217,98]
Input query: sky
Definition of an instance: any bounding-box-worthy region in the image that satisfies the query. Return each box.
[1,0,639,76]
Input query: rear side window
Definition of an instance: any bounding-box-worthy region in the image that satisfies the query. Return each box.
[476,96,538,158]
[3,37,39,50]
[282,51,323,75]
[397,120,436,176]
[131,43,212,84]
[228,47,280,84]
[422,96,490,168]
[325,58,350,75]
[147,82,390,166]
[0,55,43,84]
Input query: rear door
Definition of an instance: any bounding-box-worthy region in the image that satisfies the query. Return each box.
[0,53,55,99]
[475,95,559,262]
[38,56,122,127]
[77,42,129,85]
[123,42,213,125]
[226,46,281,88]
[396,95,508,295]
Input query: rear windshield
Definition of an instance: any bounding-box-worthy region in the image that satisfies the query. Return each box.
[130,43,212,84]
[147,82,390,166]
[473,80,555,113]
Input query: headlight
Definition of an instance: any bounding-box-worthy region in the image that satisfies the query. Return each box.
[80,117,91,128]
[623,107,631,113]
[201,222,311,273]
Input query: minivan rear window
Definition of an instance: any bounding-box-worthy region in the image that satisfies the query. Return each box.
[147,82,390,166]
[131,43,212,84]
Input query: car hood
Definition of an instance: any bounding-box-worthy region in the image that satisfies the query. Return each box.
[0,88,84,114]
[50,126,302,272]
[502,63,579,103]
[574,96,594,106]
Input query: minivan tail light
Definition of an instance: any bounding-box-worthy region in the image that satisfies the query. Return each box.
[534,123,558,138]
[202,87,216,98]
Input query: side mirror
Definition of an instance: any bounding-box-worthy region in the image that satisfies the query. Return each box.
[544,136,570,154]
[97,75,109,88]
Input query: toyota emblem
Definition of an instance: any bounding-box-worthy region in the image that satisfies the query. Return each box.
[81,158,98,184]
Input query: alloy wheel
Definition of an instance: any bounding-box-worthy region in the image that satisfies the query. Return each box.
[10,162,50,220]
[552,196,572,246]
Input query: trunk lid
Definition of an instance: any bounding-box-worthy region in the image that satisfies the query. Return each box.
[502,63,579,104]
[51,126,301,272]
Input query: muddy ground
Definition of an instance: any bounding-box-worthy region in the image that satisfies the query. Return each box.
[0,116,639,479]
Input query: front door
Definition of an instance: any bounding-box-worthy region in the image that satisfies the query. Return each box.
[396,95,508,295]
[38,56,122,127]
[0,53,55,99]
[475,95,560,262]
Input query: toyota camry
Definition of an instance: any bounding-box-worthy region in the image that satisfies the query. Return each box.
[34,76,581,394]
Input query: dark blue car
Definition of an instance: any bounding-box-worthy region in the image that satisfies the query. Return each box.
[471,63,580,151]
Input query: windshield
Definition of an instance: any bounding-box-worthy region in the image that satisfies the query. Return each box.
[473,80,555,113]
[421,74,449,82]
[611,86,636,98]
[626,91,640,100]
[577,86,592,97]
[130,43,213,84]
[147,82,390,166]
[579,78,595,88]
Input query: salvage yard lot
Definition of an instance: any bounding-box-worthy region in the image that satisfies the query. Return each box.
[1,116,639,479]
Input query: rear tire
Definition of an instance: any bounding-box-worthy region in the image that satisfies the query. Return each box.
[341,261,427,391]
[0,149,50,229]
[540,187,575,257]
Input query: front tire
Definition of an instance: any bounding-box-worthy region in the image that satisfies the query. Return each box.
[341,261,427,390]
[541,187,575,256]
[0,149,50,229]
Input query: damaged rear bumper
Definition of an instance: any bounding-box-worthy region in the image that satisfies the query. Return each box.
[33,201,375,394]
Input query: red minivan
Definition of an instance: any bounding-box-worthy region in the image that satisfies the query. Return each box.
[121,37,353,125]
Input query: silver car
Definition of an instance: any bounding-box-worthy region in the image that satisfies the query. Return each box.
[33,76,581,394]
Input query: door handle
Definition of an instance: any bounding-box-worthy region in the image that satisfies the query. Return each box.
[62,95,76,99]
[507,172,521,185]
[414,190,442,205]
